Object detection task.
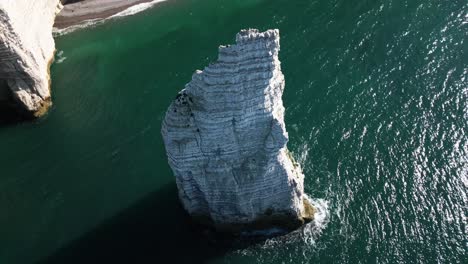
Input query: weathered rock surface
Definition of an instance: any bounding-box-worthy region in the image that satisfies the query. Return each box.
[162,29,314,232]
[0,0,62,117]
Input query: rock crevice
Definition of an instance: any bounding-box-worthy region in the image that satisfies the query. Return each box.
[162,29,314,232]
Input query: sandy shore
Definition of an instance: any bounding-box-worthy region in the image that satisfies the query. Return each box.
[54,0,159,29]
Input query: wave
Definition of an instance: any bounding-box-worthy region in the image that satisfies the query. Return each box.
[232,195,330,240]
[55,50,67,64]
[110,0,167,18]
[53,19,102,37]
[301,196,330,246]
[53,0,168,36]
[244,196,330,245]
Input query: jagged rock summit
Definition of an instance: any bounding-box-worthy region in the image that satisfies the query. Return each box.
[162,29,314,233]
[0,0,62,118]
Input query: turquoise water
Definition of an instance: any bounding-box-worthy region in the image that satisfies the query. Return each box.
[1,0,467,263]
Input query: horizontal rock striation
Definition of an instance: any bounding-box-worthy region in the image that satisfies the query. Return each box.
[0,0,62,118]
[162,29,314,233]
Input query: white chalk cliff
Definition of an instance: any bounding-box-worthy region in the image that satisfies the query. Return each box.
[162,29,314,232]
[0,0,62,116]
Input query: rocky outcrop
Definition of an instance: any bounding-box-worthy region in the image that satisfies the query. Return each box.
[162,29,314,233]
[0,0,62,118]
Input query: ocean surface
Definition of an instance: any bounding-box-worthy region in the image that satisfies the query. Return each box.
[1,0,466,263]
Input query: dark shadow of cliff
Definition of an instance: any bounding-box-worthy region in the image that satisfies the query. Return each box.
[0,80,31,127]
[37,182,232,264]
[60,0,85,5]
[0,104,25,126]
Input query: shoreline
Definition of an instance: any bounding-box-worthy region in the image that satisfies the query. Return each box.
[54,0,166,30]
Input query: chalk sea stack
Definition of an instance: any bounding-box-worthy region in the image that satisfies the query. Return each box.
[0,0,62,119]
[162,29,314,233]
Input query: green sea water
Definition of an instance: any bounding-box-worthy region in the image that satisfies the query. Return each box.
[1,0,467,263]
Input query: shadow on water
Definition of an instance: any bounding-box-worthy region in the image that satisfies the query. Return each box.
[0,80,25,127]
[38,182,232,264]
[0,105,25,127]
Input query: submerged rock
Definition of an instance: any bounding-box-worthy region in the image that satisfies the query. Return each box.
[162,29,314,233]
[0,0,62,118]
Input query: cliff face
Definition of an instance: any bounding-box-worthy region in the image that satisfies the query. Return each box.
[162,29,314,232]
[0,0,62,117]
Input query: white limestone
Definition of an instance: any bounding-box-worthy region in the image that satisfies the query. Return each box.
[162,29,313,231]
[0,0,62,115]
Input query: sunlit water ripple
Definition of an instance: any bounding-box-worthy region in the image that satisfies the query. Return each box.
[0,0,466,263]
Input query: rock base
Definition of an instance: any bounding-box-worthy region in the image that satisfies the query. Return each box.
[192,198,315,236]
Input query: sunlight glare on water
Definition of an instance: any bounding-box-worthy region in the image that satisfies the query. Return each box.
[0,0,466,263]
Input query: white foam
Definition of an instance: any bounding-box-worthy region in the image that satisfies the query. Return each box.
[53,18,104,36]
[235,195,330,258]
[55,50,67,64]
[301,196,330,246]
[53,0,168,36]
[110,0,167,18]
